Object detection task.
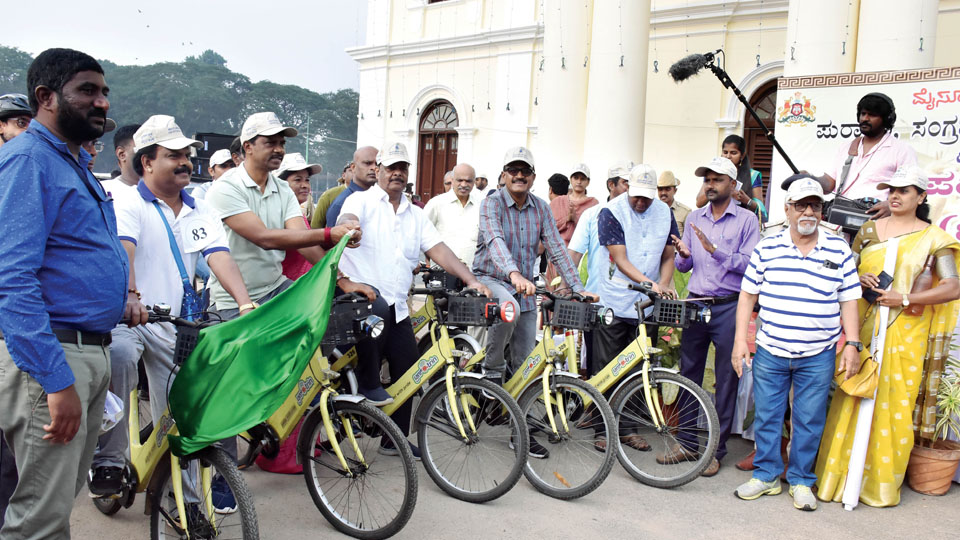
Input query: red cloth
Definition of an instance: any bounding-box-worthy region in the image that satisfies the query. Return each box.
[255,417,304,474]
[281,216,314,280]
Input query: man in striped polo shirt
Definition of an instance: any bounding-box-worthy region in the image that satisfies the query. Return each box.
[731,176,862,511]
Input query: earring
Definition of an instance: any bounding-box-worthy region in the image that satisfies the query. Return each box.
[147,167,152,173]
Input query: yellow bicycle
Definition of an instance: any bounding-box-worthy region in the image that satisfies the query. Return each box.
[91,306,259,540]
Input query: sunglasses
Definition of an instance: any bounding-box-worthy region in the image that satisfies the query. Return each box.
[503,166,534,177]
[789,201,823,213]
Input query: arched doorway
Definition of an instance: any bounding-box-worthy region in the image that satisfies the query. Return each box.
[417,100,459,204]
[743,79,778,205]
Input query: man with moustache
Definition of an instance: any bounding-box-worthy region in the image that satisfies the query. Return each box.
[473,147,597,433]
[88,116,254,503]
[820,93,916,219]
[442,170,454,193]
[424,162,481,266]
[658,171,691,237]
[311,161,353,228]
[336,142,491,449]
[0,48,128,538]
[324,146,379,227]
[475,174,489,192]
[732,176,861,510]
[669,157,760,477]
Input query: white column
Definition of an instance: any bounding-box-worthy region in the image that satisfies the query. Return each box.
[533,0,593,195]
[581,0,650,200]
[855,0,939,72]
[784,0,860,76]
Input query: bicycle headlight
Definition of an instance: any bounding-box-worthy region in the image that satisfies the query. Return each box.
[500,301,516,323]
[699,307,712,325]
[362,315,385,338]
[598,307,615,326]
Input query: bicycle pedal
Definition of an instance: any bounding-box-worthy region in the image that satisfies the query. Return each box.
[321,369,340,380]
[647,347,663,355]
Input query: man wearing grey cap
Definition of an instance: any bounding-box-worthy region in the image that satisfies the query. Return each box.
[473,147,597,442]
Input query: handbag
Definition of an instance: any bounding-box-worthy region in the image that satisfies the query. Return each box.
[152,202,203,321]
[835,352,879,399]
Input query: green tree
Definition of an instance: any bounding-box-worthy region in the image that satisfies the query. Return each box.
[0,45,358,177]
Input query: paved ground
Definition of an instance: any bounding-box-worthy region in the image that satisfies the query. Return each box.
[69,436,958,539]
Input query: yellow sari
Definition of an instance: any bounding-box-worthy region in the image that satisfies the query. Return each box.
[815,222,960,507]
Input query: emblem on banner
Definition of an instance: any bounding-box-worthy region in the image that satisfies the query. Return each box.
[777,92,817,126]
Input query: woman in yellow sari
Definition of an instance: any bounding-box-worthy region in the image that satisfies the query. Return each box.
[816,167,960,507]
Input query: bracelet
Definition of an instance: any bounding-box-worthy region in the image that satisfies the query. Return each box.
[238,302,260,312]
[128,288,141,299]
[322,227,333,248]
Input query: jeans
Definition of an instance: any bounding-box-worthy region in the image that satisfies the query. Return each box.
[752,344,835,487]
[479,277,537,377]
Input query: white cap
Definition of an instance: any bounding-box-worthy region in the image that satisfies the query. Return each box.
[785,177,826,202]
[277,152,323,178]
[571,163,590,178]
[877,166,928,192]
[694,156,738,180]
[376,141,411,167]
[628,164,658,199]
[133,115,202,152]
[502,146,535,169]
[607,160,634,180]
[240,112,298,143]
[208,149,233,168]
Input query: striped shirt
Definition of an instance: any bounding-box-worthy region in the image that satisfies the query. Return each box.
[473,187,585,312]
[741,228,860,358]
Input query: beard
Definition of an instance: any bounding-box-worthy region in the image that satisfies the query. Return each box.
[57,95,105,143]
[796,219,818,236]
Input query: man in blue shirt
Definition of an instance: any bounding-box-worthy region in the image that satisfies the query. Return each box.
[0,48,129,539]
[325,145,378,227]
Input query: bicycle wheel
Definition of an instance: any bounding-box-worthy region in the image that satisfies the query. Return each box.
[517,375,617,500]
[299,399,417,540]
[610,371,720,488]
[417,376,528,503]
[149,446,259,539]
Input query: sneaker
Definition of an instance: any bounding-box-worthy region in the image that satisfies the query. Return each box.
[359,386,394,406]
[509,434,550,459]
[789,485,817,511]
[211,475,237,514]
[87,466,123,497]
[480,367,503,385]
[734,477,782,500]
[378,439,421,461]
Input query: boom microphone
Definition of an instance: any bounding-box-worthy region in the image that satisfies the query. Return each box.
[668,50,721,82]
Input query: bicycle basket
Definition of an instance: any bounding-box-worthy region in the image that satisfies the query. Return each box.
[424,269,464,290]
[321,301,373,348]
[445,296,495,327]
[650,297,689,328]
[173,325,201,366]
[549,299,597,331]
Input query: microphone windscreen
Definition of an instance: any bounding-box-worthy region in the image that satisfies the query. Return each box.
[669,54,709,82]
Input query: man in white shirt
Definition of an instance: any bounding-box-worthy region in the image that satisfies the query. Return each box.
[337,142,491,451]
[89,116,253,512]
[100,124,141,198]
[423,162,481,267]
[193,149,236,200]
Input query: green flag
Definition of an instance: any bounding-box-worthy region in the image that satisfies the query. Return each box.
[167,235,349,456]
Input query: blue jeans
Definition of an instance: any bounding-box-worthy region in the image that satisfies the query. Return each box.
[752,344,835,487]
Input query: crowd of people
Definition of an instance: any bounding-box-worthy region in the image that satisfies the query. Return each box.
[0,47,958,539]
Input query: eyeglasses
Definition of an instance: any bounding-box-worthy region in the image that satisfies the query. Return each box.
[789,201,823,213]
[504,166,534,177]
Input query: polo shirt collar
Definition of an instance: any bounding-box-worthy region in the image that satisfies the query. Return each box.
[137,179,196,209]
[27,119,93,168]
[237,165,280,194]
[779,227,825,256]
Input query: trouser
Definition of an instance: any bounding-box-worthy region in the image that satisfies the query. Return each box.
[591,317,657,376]
[0,338,109,539]
[213,278,294,459]
[478,277,537,377]
[91,328,140,469]
[111,323,200,503]
[355,304,419,435]
[678,300,738,461]
[752,345,834,487]
[0,430,16,530]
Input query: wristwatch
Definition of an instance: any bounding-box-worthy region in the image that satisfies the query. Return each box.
[901,294,910,308]
[845,341,864,352]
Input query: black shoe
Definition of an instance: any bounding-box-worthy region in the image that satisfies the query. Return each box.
[88,466,124,497]
[379,438,421,461]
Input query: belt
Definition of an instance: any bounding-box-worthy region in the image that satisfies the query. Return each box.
[0,328,112,347]
[690,293,739,306]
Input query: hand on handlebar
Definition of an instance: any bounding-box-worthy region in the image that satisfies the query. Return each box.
[124,293,149,327]
[509,271,536,297]
[580,290,600,303]
[658,281,677,300]
[339,278,376,302]
[465,280,493,298]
